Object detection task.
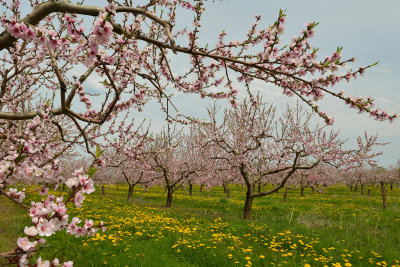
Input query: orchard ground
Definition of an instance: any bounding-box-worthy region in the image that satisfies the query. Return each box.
[1,185,400,267]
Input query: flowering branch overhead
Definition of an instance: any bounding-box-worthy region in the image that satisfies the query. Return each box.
[0,1,396,126]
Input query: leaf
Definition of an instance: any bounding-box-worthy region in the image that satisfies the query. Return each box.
[88,165,98,178]
[96,145,105,159]
[15,154,28,164]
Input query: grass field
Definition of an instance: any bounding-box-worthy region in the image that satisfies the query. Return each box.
[1,184,400,266]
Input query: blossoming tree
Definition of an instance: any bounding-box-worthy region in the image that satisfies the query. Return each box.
[199,99,383,219]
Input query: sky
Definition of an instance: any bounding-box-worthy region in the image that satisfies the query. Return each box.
[133,0,400,167]
[16,0,399,167]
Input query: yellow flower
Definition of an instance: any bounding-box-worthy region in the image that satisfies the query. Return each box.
[344,263,352,267]
[304,264,311,267]
[259,255,265,259]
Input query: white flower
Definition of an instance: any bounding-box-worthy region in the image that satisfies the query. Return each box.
[17,237,34,251]
[62,261,74,267]
[73,167,84,176]
[52,258,60,266]
[37,220,55,237]
[37,257,50,267]
[65,177,79,188]
[19,254,29,266]
[24,226,38,236]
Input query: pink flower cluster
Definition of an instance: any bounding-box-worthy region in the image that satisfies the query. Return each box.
[74,81,92,108]
[12,168,101,266]
[6,188,25,203]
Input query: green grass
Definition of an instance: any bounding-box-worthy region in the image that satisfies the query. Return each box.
[1,184,400,266]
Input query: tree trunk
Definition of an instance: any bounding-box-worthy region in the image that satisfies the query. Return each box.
[226,186,231,199]
[312,187,315,194]
[200,184,204,192]
[189,183,193,196]
[243,186,254,219]
[350,184,353,191]
[381,182,387,209]
[354,184,358,192]
[127,184,134,201]
[360,184,364,195]
[222,182,227,193]
[390,183,393,191]
[283,188,288,202]
[165,187,173,208]
[301,187,305,197]
[117,184,119,191]
[101,185,105,195]
[257,182,261,193]
[62,183,65,192]
[367,189,370,196]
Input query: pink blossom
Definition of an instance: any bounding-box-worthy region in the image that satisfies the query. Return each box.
[36,257,50,267]
[37,219,55,237]
[82,179,95,194]
[73,168,84,176]
[84,219,94,228]
[24,226,38,236]
[17,237,34,251]
[78,174,89,184]
[74,192,85,208]
[65,177,79,188]
[54,203,67,215]
[39,187,48,196]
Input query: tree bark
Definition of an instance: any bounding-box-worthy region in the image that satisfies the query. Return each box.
[127,184,134,201]
[257,182,261,193]
[223,182,227,193]
[354,184,358,192]
[360,184,364,195]
[165,186,173,208]
[300,187,305,197]
[283,188,288,202]
[189,182,193,196]
[381,182,387,209]
[390,183,393,191]
[243,186,254,219]
[101,185,105,195]
[62,183,65,192]
[226,186,231,199]
[367,189,370,196]
[200,184,204,192]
